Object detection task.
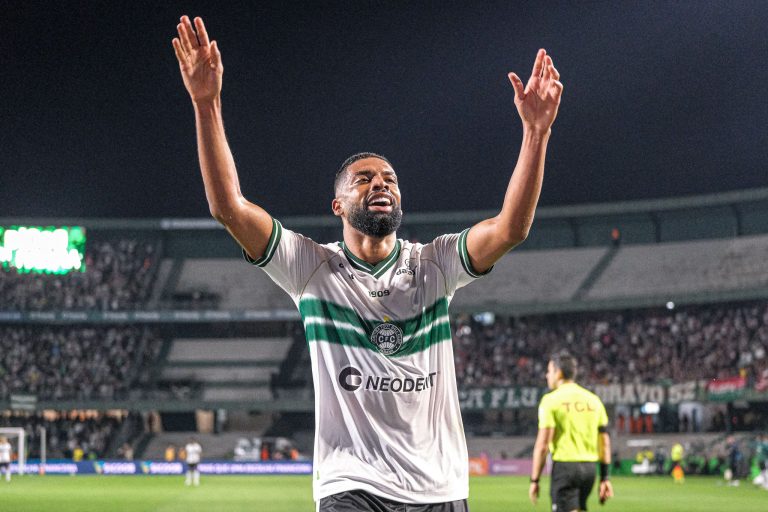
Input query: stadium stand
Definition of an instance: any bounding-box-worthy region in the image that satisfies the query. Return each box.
[163,236,768,314]
[588,234,768,300]
[0,237,159,311]
[450,246,608,308]
[159,337,293,402]
[452,301,768,388]
[0,326,161,401]
[172,258,294,310]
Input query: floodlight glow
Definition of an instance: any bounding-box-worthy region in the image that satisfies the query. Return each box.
[641,402,660,415]
[0,226,86,274]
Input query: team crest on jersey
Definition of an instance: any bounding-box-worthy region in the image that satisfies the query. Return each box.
[371,323,404,355]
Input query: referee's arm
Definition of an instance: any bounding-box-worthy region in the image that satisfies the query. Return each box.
[529,426,553,505]
[598,429,614,504]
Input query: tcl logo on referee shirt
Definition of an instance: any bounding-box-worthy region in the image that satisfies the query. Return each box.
[338,366,437,393]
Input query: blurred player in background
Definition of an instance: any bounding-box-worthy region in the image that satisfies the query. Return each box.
[184,437,202,487]
[172,14,561,511]
[670,442,685,483]
[0,436,11,482]
[725,435,743,486]
[529,352,613,511]
[753,433,768,490]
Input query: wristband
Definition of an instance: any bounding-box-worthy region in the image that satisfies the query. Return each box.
[599,463,610,482]
[530,478,539,484]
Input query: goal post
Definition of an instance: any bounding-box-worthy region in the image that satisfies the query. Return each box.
[0,427,26,475]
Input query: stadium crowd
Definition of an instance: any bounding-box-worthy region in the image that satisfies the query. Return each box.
[0,411,129,459]
[0,238,158,311]
[453,302,768,388]
[0,326,161,401]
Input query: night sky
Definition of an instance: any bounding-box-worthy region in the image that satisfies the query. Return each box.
[2,1,766,219]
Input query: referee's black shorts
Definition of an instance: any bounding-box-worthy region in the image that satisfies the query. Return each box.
[550,461,596,511]
[318,490,469,512]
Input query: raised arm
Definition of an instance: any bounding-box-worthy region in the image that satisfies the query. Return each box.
[172,16,273,261]
[465,49,562,273]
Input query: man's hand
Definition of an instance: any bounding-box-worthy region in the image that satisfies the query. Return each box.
[529,482,540,505]
[172,16,223,104]
[599,480,614,505]
[508,49,563,133]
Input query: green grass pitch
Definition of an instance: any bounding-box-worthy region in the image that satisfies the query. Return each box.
[0,475,766,511]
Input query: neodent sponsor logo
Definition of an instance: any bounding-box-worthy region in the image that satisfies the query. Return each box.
[339,367,363,391]
[338,366,437,393]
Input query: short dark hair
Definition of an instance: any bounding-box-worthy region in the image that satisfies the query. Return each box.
[550,350,578,380]
[335,152,392,194]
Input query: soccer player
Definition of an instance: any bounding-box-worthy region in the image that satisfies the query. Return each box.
[184,437,202,487]
[529,352,613,511]
[0,436,11,483]
[756,433,768,490]
[172,15,562,511]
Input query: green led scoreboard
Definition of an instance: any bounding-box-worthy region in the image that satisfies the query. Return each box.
[0,226,86,274]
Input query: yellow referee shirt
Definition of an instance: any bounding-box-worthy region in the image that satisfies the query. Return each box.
[538,382,608,462]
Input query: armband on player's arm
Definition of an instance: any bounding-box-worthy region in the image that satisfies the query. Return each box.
[599,462,610,482]
[598,425,611,481]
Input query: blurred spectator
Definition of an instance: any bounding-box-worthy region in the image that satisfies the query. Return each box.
[118,442,134,461]
[165,444,177,462]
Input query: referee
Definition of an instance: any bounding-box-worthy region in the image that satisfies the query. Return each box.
[529,351,613,511]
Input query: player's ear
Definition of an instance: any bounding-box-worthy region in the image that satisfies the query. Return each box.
[331,198,343,217]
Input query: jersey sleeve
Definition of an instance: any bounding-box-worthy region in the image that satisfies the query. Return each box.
[430,228,493,296]
[538,395,556,429]
[597,399,609,428]
[242,218,325,299]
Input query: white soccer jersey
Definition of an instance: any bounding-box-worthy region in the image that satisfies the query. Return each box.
[185,443,202,465]
[0,442,11,463]
[244,219,490,503]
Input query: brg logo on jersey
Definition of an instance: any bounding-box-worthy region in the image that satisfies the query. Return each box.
[371,322,404,355]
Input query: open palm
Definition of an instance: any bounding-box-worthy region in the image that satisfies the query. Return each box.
[508,49,563,132]
[172,16,223,103]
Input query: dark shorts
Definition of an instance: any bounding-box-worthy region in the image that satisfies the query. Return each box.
[318,490,469,512]
[550,461,596,512]
[187,462,198,471]
[0,462,8,470]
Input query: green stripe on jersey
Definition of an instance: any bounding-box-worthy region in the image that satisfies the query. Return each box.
[299,296,452,357]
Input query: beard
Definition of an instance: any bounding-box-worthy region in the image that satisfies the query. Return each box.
[347,203,403,238]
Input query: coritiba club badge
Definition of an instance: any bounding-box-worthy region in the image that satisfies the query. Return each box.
[371,323,404,355]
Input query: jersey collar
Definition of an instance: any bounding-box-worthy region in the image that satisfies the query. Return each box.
[340,240,401,279]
